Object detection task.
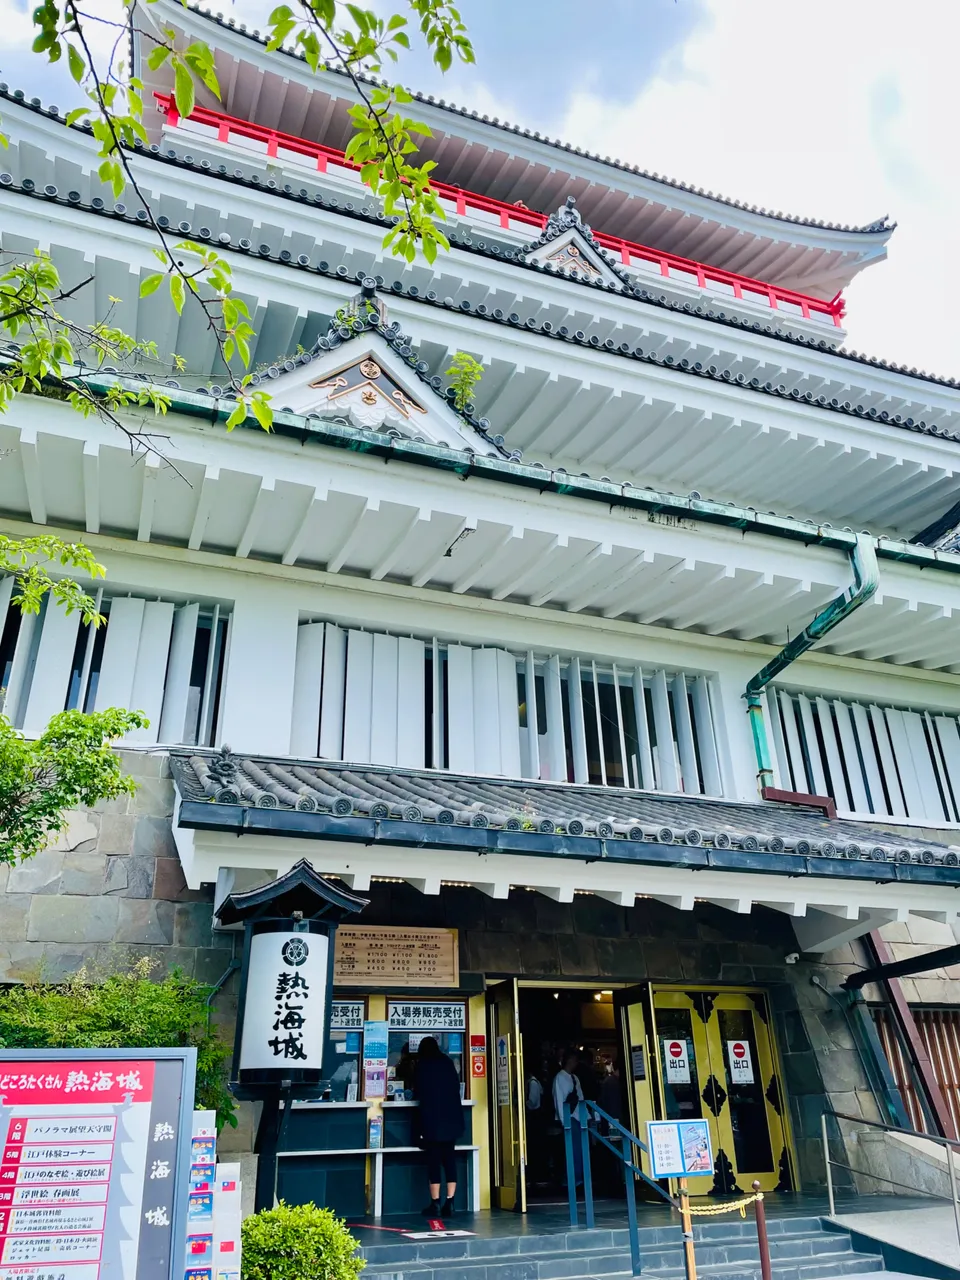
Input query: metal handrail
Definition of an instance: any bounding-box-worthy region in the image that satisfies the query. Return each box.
[821,1107,960,1259]
[562,1097,673,1277]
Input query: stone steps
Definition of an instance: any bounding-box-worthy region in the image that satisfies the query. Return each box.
[358,1216,886,1280]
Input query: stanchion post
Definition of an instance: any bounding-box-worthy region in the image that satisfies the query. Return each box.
[752,1181,772,1280]
[678,1177,697,1280]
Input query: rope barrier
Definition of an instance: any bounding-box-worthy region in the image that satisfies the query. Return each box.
[687,1191,763,1219]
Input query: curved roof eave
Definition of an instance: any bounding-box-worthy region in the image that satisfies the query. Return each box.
[131,0,894,294]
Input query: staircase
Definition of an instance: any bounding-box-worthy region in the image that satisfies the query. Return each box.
[358,1214,888,1280]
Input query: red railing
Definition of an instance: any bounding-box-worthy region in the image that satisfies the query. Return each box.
[155,94,844,327]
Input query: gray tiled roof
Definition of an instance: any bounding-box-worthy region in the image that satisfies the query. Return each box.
[169,751,957,866]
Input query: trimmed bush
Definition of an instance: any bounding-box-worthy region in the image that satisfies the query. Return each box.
[241,1201,364,1280]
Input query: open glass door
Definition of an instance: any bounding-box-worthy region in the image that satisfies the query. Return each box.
[650,990,718,1196]
[487,979,527,1211]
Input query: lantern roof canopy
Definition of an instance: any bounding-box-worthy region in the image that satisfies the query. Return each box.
[215,855,368,925]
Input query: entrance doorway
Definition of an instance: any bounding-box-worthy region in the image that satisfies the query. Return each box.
[488,982,793,1212]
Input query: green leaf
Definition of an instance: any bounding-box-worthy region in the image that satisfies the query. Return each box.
[67,41,85,84]
[169,274,185,315]
[173,60,195,120]
[139,273,164,298]
[251,397,273,431]
[225,401,245,430]
[146,45,170,70]
[64,107,89,126]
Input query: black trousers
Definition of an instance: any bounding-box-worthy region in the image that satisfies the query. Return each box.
[424,1140,458,1184]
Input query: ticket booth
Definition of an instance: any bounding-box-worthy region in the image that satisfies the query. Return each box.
[272,924,490,1218]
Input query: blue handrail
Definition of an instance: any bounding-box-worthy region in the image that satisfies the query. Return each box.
[562,1097,676,1277]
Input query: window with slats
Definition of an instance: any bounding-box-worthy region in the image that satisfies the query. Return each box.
[291,621,724,795]
[0,583,228,746]
[768,687,960,824]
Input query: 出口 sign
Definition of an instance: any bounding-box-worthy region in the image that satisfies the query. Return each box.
[0,1048,195,1280]
[334,926,458,988]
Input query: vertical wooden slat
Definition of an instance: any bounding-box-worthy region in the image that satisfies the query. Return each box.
[591,662,607,787]
[396,636,425,769]
[21,599,81,737]
[632,668,656,791]
[159,602,200,746]
[611,664,629,790]
[446,643,475,774]
[370,631,399,766]
[870,705,907,817]
[797,693,828,795]
[523,651,540,781]
[318,622,347,760]
[764,687,787,790]
[851,702,884,815]
[94,597,144,712]
[934,717,960,821]
[199,605,223,748]
[495,649,522,779]
[903,710,948,821]
[543,654,566,782]
[127,600,175,744]
[567,657,589,784]
[472,648,501,774]
[833,698,869,813]
[651,668,679,792]
[431,638,443,770]
[778,691,809,794]
[342,629,374,763]
[4,610,40,729]
[692,676,722,798]
[924,712,955,823]
[885,707,925,818]
[289,622,325,757]
[816,695,851,810]
[672,673,699,794]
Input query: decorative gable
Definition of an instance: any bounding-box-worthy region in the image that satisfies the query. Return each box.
[521,196,629,288]
[249,285,504,457]
[308,354,429,431]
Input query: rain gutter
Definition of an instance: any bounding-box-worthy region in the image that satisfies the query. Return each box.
[744,533,880,791]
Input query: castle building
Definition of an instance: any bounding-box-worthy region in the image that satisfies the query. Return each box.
[2,1,960,1219]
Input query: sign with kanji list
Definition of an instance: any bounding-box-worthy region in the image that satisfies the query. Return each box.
[333,927,458,988]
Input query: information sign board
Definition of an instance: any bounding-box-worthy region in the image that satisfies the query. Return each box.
[726,1039,755,1085]
[662,1038,691,1085]
[334,927,458,987]
[646,1119,713,1179]
[0,1047,195,1280]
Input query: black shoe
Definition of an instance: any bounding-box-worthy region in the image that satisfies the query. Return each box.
[421,1199,442,1218]
[441,1197,455,1217]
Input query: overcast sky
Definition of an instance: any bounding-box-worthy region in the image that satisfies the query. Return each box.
[2,0,957,379]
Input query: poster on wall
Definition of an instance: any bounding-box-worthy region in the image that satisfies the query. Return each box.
[238,931,328,1071]
[362,1021,389,1100]
[726,1039,755,1085]
[661,1038,691,1085]
[0,1047,195,1280]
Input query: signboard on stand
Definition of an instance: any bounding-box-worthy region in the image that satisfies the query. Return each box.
[0,1047,196,1280]
[646,1120,713,1179]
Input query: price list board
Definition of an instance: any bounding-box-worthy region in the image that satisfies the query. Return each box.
[0,1050,195,1280]
[333,927,459,988]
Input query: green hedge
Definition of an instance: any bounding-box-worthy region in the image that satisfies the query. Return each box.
[242,1202,365,1280]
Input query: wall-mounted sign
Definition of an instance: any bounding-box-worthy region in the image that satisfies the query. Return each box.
[334,926,459,988]
[0,1048,195,1280]
[495,1037,511,1107]
[631,1046,645,1081]
[662,1038,691,1085]
[726,1039,754,1085]
[362,1021,388,1100]
[387,1002,466,1032]
[238,931,328,1072]
[330,1002,365,1031]
[470,1035,486,1079]
[646,1119,713,1179]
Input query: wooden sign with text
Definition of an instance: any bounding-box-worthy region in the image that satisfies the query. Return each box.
[333,926,459,988]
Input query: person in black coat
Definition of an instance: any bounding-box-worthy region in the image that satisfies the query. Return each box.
[414,1036,465,1217]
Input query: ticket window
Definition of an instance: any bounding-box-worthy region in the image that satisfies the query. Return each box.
[324,999,365,1100]
[386,1001,467,1100]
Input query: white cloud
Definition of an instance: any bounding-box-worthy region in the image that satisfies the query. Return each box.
[554,0,960,378]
